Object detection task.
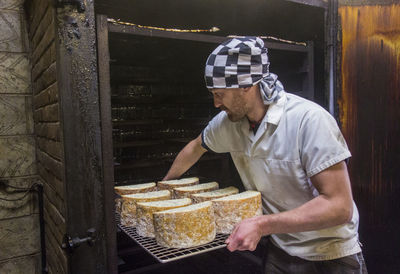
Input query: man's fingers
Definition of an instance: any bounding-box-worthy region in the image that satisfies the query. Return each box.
[226,224,239,244]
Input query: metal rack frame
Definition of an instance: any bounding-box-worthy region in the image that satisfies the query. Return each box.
[116,214,228,263]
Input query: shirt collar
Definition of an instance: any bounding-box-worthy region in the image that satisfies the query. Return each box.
[264,91,287,126]
[239,91,287,138]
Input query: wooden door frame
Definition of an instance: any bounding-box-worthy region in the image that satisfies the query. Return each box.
[55,5,116,273]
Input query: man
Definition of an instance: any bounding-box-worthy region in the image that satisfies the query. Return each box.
[163,37,367,273]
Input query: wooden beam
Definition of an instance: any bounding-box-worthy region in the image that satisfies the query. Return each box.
[283,0,328,9]
[96,14,118,274]
[108,23,309,52]
[55,5,110,273]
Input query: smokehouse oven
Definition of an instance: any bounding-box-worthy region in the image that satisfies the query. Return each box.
[94,0,330,273]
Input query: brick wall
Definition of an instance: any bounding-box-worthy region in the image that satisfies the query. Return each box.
[0,0,40,273]
[25,0,68,273]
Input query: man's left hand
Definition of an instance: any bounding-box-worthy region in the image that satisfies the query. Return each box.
[225,216,263,252]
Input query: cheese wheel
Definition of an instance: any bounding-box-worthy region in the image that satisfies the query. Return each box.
[211,191,262,234]
[136,198,192,238]
[114,182,157,195]
[114,182,157,213]
[173,182,219,199]
[153,201,216,248]
[157,177,199,191]
[191,186,239,203]
[120,190,171,227]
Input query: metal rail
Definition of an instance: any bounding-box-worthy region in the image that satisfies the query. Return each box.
[116,213,228,263]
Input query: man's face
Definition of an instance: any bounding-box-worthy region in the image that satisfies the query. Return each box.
[210,88,249,122]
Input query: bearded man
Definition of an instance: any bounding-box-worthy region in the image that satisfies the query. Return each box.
[163,37,367,274]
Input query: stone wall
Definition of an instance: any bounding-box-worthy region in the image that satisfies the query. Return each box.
[25,0,68,273]
[0,0,40,273]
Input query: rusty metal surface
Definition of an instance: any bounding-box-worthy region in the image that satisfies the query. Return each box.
[339,4,400,271]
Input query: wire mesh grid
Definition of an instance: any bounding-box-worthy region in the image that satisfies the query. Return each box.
[116,213,228,263]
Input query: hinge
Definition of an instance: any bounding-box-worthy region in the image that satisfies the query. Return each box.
[62,228,97,253]
[54,0,86,13]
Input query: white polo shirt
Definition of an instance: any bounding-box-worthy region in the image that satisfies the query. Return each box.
[202,91,361,260]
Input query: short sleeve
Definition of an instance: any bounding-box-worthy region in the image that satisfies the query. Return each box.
[299,109,351,178]
[202,111,240,153]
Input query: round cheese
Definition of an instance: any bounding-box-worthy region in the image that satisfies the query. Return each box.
[157,177,199,191]
[191,186,239,203]
[120,190,171,227]
[153,201,216,248]
[114,182,157,213]
[173,182,219,199]
[211,191,262,234]
[136,198,192,238]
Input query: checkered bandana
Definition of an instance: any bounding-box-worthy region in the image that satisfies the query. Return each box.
[205,36,284,105]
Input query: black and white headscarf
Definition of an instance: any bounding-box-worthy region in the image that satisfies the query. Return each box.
[205,36,284,105]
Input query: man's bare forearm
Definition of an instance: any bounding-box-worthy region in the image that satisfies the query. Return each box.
[163,135,207,181]
[257,193,353,236]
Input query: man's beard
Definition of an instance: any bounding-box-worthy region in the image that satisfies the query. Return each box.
[223,106,247,122]
[227,112,244,122]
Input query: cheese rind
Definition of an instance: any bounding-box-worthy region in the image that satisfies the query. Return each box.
[136,198,192,238]
[157,177,199,191]
[114,182,157,213]
[120,190,171,227]
[173,182,219,199]
[211,191,262,234]
[191,186,239,203]
[114,182,157,195]
[153,202,216,248]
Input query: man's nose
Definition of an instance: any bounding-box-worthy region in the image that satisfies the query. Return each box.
[213,95,222,108]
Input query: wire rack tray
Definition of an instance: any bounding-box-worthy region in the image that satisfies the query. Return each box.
[116,213,228,263]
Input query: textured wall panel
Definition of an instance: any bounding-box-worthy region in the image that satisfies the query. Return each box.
[0,254,40,274]
[0,52,30,94]
[0,215,40,260]
[0,0,24,11]
[0,94,33,135]
[0,136,36,177]
[0,176,38,219]
[0,10,24,52]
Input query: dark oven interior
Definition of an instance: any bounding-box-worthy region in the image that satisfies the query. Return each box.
[96,1,326,273]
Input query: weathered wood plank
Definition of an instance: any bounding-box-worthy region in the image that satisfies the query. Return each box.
[32,41,56,81]
[32,62,56,95]
[36,136,62,160]
[97,14,118,274]
[55,4,110,272]
[31,4,53,56]
[33,81,58,109]
[36,149,63,180]
[28,0,47,40]
[43,179,65,217]
[34,121,60,141]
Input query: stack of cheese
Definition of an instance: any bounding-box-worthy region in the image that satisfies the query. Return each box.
[173,182,219,199]
[120,190,171,226]
[211,191,262,234]
[157,177,199,196]
[115,177,263,249]
[191,186,239,203]
[153,201,216,248]
[114,182,156,213]
[136,198,192,238]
